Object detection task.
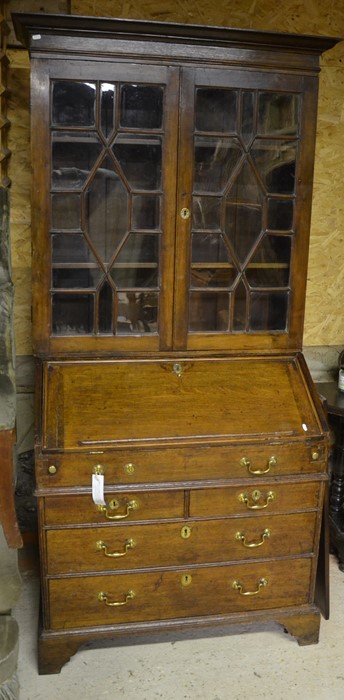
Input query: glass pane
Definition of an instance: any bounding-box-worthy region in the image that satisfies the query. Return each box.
[51,194,81,229]
[52,268,103,289]
[120,85,163,129]
[246,235,291,288]
[195,89,237,133]
[52,131,102,190]
[258,93,299,136]
[132,195,161,229]
[250,291,289,331]
[116,291,158,334]
[110,234,159,288]
[193,196,222,230]
[226,161,263,204]
[52,81,96,127]
[86,155,129,263]
[52,234,97,263]
[251,139,296,194]
[194,137,242,193]
[98,281,113,333]
[225,203,262,263]
[233,280,247,331]
[52,293,94,335]
[191,266,236,288]
[241,91,255,145]
[189,292,229,331]
[267,199,294,230]
[192,233,230,263]
[112,134,162,191]
[100,83,116,138]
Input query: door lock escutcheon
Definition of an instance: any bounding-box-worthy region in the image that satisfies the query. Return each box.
[180,207,190,220]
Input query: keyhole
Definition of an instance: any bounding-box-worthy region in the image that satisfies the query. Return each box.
[181,574,192,587]
[181,525,191,539]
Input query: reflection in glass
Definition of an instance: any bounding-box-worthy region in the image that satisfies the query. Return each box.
[226,161,262,204]
[116,291,158,334]
[120,85,163,129]
[250,291,289,330]
[195,88,237,133]
[246,235,291,287]
[194,137,242,193]
[267,199,293,230]
[192,233,230,263]
[251,139,296,194]
[51,194,81,229]
[193,196,222,230]
[191,267,236,288]
[86,155,129,263]
[189,292,229,331]
[113,134,162,191]
[52,131,102,190]
[52,81,96,127]
[132,195,160,229]
[258,93,299,136]
[100,83,115,138]
[52,293,94,335]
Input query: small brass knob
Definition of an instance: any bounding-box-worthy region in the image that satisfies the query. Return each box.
[124,462,136,475]
[312,451,319,461]
[48,465,57,475]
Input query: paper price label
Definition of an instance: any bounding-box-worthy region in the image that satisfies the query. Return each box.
[92,473,106,506]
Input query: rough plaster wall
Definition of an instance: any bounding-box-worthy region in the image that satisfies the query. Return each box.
[7,0,344,353]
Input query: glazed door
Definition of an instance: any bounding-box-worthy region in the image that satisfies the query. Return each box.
[31,60,179,354]
[174,67,318,352]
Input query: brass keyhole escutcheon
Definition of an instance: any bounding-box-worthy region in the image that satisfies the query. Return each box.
[124,462,136,475]
[173,362,183,377]
[180,207,190,220]
[181,525,192,539]
[181,574,192,587]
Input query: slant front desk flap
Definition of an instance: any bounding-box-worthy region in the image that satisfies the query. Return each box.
[43,355,323,450]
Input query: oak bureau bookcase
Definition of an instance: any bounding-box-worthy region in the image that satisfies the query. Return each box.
[13,12,340,674]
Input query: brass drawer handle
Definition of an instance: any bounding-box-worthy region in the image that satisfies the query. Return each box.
[235,528,271,548]
[98,590,135,607]
[97,498,139,520]
[240,456,277,475]
[232,578,268,596]
[96,538,136,557]
[238,489,275,510]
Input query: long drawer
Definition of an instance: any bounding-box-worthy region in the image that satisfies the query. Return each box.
[45,511,317,574]
[37,441,326,488]
[42,480,322,526]
[47,557,312,629]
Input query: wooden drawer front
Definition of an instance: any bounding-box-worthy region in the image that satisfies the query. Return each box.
[43,490,184,526]
[48,557,312,629]
[46,512,317,575]
[189,481,322,518]
[37,442,326,488]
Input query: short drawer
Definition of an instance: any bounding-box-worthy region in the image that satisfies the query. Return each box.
[45,511,317,575]
[37,442,326,488]
[47,557,312,629]
[189,480,323,517]
[43,489,184,526]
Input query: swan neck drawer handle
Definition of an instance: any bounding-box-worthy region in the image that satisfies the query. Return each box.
[238,490,275,510]
[232,578,268,596]
[98,590,135,607]
[235,528,271,548]
[96,538,136,557]
[97,498,138,520]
